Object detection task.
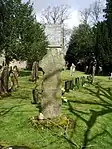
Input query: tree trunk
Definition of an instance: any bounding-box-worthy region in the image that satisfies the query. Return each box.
[5,55,10,66]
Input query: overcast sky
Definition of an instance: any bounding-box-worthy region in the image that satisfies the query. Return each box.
[23,0,105,28]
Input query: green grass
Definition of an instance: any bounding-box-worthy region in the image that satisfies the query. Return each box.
[0,70,112,149]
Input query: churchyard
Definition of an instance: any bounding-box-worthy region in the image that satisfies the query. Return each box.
[0,70,112,149]
[1,0,112,148]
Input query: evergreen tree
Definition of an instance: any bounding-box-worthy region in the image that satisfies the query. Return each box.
[104,0,112,37]
[66,23,94,66]
[0,0,48,65]
[103,0,112,73]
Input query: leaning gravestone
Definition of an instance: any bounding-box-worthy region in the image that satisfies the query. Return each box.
[39,49,65,119]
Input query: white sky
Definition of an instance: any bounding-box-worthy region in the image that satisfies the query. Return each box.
[22,0,106,29]
[36,8,80,29]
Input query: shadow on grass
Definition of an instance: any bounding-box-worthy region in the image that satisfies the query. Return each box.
[67,83,112,149]
[19,70,31,77]
[0,100,25,117]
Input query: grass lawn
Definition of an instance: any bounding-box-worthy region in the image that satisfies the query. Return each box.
[0,70,112,149]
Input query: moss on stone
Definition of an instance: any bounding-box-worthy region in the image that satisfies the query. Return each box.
[30,115,75,129]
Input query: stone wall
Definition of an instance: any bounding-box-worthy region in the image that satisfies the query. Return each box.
[9,60,27,69]
[0,55,26,69]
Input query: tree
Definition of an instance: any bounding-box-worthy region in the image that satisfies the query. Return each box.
[90,0,103,24]
[104,0,112,37]
[25,22,48,66]
[64,27,72,53]
[66,0,111,75]
[3,0,35,64]
[0,0,10,53]
[41,5,70,24]
[66,23,94,68]
[80,0,103,25]
[80,8,91,24]
[102,0,112,73]
[0,0,48,65]
[0,0,33,64]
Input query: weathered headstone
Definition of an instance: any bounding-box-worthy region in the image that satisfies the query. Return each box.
[75,77,80,88]
[31,61,39,82]
[13,66,19,87]
[109,73,112,80]
[0,65,3,94]
[85,66,88,74]
[65,81,70,92]
[32,87,42,106]
[0,65,9,96]
[9,66,15,90]
[99,66,103,75]
[92,65,96,78]
[87,75,93,84]
[80,76,86,87]
[39,49,65,119]
[69,80,74,90]
[2,65,9,92]
[9,66,19,90]
[70,63,76,76]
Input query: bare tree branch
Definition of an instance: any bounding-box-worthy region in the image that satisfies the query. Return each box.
[41,6,52,24]
[80,8,91,24]
[80,0,104,25]
[41,5,71,24]
[90,0,103,24]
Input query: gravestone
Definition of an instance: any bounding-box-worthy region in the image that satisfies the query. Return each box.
[75,77,80,88]
[80,76,86,86]
[109,73,112,80]
[69,80,74,90]
[32,86,42,107]
[0,65,10,96]
[31,61,39,82]
[2,65,9,92]
[70,63,76,76]
[39,48,65,119]
[13,66,19,88]
[9,66,19,90]
[9,66,15,90]
[85,66,88,74]
[64,80,74,92]
[0,66,3,94]
[32,88,38,104]
[65,81,70,92]
[92,65,96,78]
[87,75,93,84]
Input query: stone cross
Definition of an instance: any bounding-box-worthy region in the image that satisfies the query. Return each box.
[39,48,65,119]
